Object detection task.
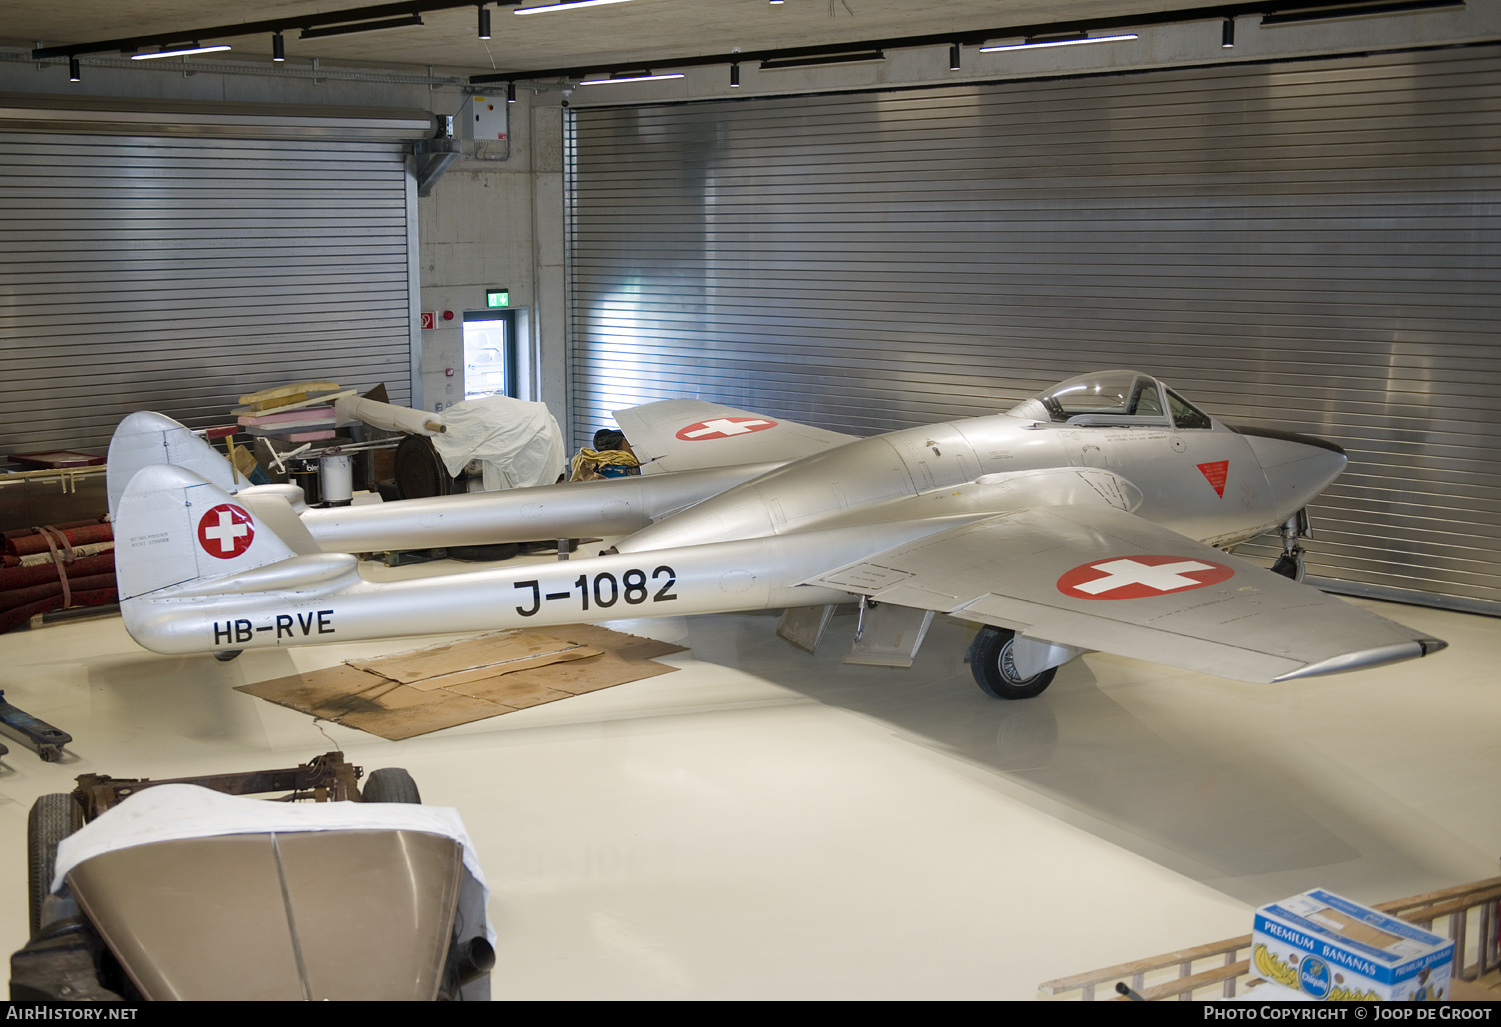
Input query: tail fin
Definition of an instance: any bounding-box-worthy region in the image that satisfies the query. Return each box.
[107,413,239,520]
[115,465,300,601]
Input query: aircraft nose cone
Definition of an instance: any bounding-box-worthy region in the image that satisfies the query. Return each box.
[1234,426,1348,521]
[1309,438,1349,489]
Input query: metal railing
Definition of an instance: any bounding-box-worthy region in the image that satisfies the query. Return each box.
[1039,876,1501,1001]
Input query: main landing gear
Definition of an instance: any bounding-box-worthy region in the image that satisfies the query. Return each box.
[1271,509,1312,582]
[967,626,1057,700]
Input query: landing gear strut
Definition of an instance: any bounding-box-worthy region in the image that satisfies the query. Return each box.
[1271,509,1311,582]
[967,626,1057,700]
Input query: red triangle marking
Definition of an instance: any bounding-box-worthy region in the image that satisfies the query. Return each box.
[1197,460,1229,498]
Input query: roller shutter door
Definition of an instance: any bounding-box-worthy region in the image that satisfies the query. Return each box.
[0,132,416,453]
[568,46,1501,612]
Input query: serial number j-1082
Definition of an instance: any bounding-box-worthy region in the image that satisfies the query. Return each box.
[513,566,678,617]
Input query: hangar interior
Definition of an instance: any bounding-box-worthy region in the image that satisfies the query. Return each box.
[1,0,1498,1000]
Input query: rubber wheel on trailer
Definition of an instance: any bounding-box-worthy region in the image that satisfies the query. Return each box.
[363,767,422,804]
[394,435,457,500]
[28,793,83,937]
[968,626,1057,700]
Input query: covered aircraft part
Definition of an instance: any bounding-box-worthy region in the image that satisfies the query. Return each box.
[18,784,492,1001]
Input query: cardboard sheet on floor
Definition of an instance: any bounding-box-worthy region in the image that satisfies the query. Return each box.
[236,625,687,740]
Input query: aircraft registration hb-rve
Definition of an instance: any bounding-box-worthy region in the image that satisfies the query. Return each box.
[107,371,1445,699]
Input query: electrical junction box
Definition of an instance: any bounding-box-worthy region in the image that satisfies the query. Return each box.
[1251,889,1452,1001]
[465,95,508,142]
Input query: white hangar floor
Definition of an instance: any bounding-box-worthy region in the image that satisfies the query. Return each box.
[0,562,1493,1001]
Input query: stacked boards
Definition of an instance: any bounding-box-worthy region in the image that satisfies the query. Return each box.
[234,382,356,443]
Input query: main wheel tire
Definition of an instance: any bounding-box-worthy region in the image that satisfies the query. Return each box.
[969,626,1057,700]
[28,793,83,937]
[363,767,422,804]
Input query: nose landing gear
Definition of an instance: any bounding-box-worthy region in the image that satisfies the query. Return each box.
[1271,509,1312,582]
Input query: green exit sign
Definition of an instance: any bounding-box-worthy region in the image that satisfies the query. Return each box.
[486,289,510,308]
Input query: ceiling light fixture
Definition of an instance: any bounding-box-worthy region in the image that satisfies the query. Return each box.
[479,5,491,39]
[272,32,285,61]
[1222,18,1236,46]
[514,0,636,14]
[950,43,961,70]
[68,57,80,82]
[129,43,232,61]
[1261,0,1462,24]
[507,80,516,102]
[730,62,740,87]
[300,15,425,39]
[980,32,1138,53]
[579,70,685,84]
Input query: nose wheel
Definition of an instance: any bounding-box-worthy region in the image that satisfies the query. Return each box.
[1271,549,1306,582]
[1272,509,1311,582]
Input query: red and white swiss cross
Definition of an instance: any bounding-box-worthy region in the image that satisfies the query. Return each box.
[675,417,778,441]
[197,504,255,560]
[1056,554,1233,600]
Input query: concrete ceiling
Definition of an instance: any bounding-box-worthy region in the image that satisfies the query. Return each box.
[2,1,1194,77]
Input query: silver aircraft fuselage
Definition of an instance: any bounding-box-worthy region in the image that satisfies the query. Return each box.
[614,412,1317,554]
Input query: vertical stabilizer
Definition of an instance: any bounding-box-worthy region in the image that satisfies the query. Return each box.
[115,465,298,601]
[107,413,238,520]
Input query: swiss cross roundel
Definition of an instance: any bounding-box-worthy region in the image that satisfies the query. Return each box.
[675,417,778,441]
[197,504,255,560]
[1057,555,1234,600]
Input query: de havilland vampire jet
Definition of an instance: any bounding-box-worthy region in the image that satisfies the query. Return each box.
[107,371,1445,699]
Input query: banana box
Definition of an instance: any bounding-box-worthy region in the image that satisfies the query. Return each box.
[1251,889,1453,1001]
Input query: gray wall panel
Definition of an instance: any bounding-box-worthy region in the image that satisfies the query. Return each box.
[568,46,1501,609]
[0,132,413,454]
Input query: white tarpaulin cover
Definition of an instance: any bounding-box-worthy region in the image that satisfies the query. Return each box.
[431,395,566,490]
[52,784,490,913]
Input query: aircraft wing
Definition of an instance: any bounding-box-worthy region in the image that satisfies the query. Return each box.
[613,400,855,474]
[801,504,1444,684]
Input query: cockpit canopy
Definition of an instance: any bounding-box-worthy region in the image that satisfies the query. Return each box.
[1008,370,1213,430]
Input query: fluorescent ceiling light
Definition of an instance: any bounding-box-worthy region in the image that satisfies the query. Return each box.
[579,71,684,84]
[515,0,636,14]
[980,32,1138,53]
[130,43,231,60]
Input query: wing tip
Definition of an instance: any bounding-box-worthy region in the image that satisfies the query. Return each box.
[1273,637,1447,682]
[1417,637,1448,656]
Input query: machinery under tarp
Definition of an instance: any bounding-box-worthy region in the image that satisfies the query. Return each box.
[430,395,566,491]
